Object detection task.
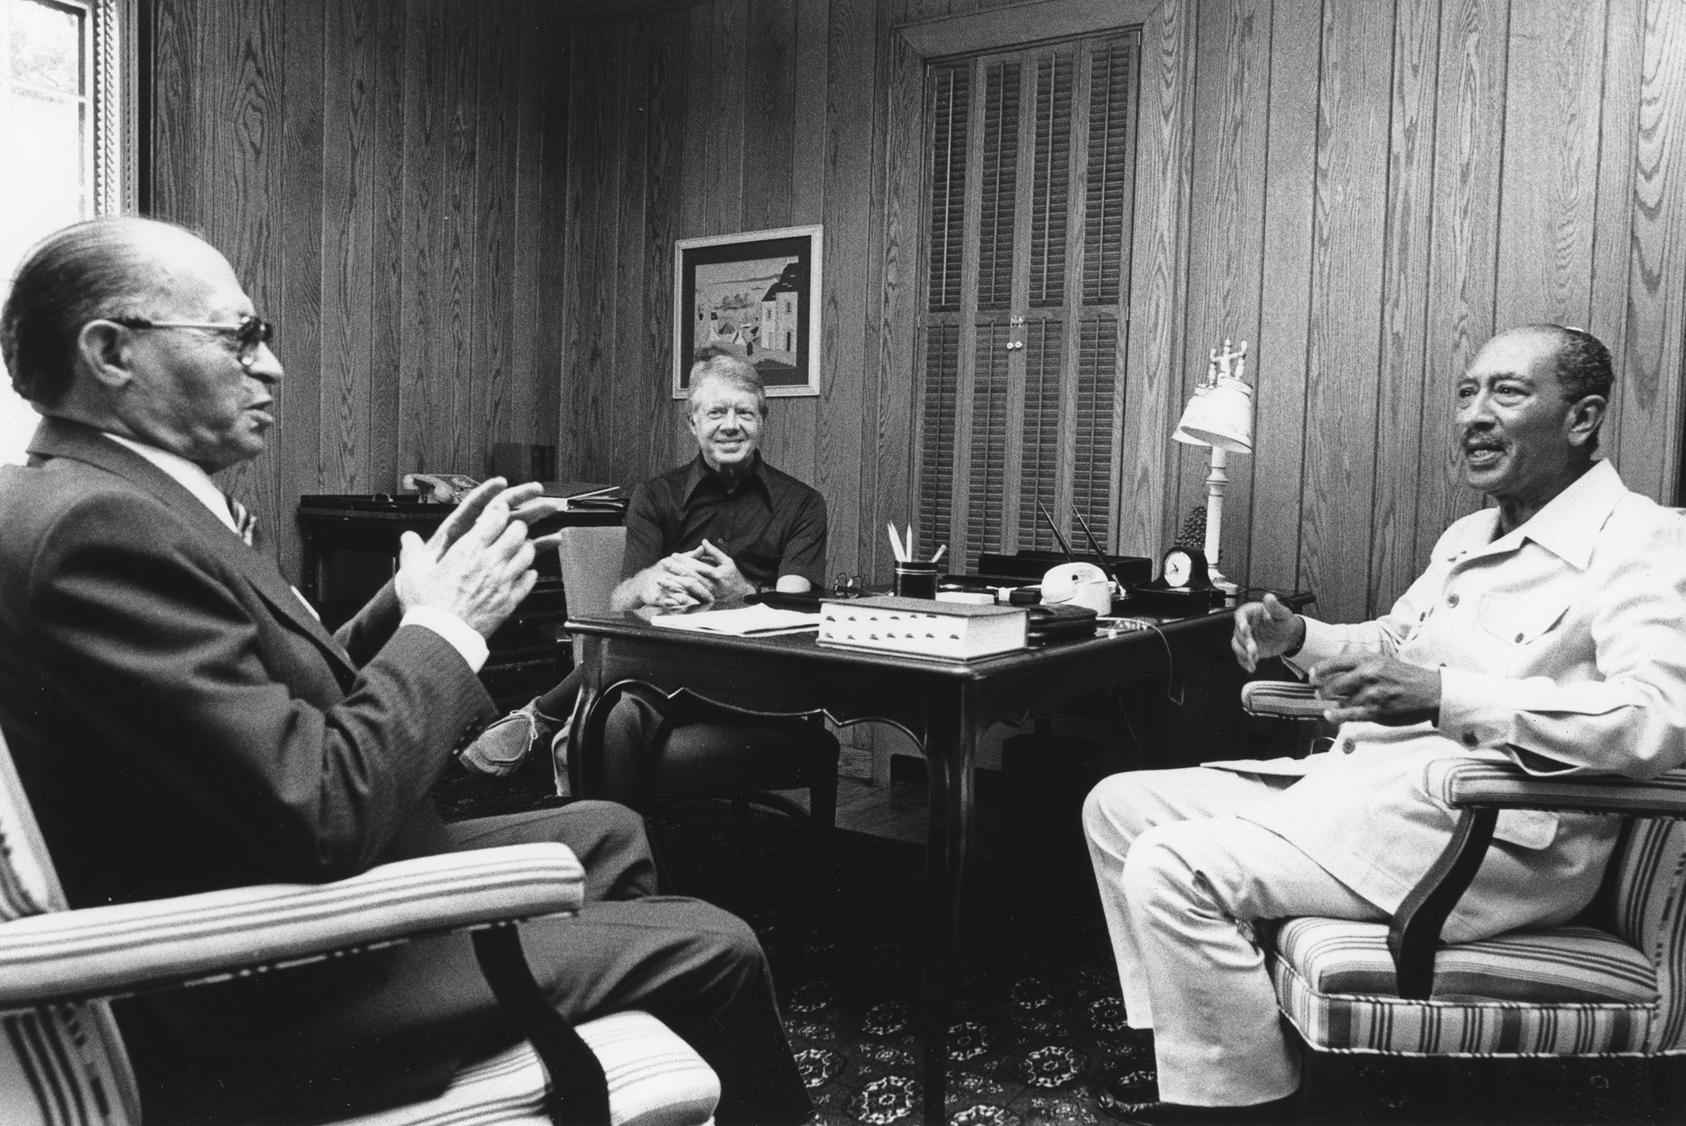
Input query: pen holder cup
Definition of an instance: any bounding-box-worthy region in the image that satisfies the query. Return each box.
[893,561,941,599]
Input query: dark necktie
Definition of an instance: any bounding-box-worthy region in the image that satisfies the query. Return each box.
[227,495,257,547]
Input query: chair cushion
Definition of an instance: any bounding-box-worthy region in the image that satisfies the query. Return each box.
[0,1006,140,1126]
[330,1011,719,1126]
[1270,917,1658,1056]
[1606,818,1686,1052]
[578,1010,721,1126]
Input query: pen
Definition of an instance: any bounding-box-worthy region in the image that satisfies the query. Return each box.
[931,544,947,565]
[886,522,907,562]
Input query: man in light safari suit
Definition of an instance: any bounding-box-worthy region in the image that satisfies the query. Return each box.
[1083,324,1686,1125]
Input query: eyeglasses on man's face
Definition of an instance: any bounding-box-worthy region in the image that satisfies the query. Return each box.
[105,314,274,371]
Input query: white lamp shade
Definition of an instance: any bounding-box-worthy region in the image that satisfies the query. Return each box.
[1173,376,1254,453]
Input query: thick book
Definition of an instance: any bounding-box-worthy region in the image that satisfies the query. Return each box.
[817,595,1028,660]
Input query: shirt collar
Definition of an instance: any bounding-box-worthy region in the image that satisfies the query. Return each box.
[100,432,240,534]
[1445,459,1624,570]
[683,451,768,502]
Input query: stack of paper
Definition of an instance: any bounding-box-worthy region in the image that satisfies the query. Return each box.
[817,596,1027,659]
[540,482,627,513]
[650,604,821,636]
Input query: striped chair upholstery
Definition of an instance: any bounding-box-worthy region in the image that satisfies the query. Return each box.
[0,730,719,1126]
[334,1014,721,1126]
[1266,761,1686,1060]
[0,727,138,1126]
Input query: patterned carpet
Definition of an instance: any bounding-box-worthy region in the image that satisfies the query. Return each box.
[643,797,1135,1126]
[439,767,1668,1125]
[650,799,1671,1126]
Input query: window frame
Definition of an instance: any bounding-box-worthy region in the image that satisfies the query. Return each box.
[0,0,137,214]
[0,0,137,464]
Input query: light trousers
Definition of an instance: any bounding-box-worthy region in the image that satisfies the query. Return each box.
[1082,767,1385,1107]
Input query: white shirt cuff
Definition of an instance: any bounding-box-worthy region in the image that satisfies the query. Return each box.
[1283,617,1340,676]
[401,607,489,673]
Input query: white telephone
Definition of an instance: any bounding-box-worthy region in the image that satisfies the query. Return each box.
[1040,561,1114,615]
[400,473,480,504]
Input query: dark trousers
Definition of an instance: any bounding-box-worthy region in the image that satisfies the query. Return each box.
[127,801,810,1125]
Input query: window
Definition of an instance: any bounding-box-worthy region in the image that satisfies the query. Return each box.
[915,32,1138,570]
[0,0,134,464]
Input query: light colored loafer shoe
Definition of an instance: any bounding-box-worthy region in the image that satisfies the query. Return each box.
[458,700,548,778]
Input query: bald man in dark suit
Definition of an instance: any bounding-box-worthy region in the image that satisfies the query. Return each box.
[0,217,808,1123]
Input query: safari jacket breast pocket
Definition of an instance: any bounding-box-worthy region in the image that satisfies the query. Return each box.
[1477,591,1570,648]
[1492,807,1558,850]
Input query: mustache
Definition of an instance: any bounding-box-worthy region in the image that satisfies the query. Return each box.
[1460,423,1501,447]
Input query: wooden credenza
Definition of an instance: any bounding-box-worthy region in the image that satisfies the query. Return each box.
[296,494,623,710]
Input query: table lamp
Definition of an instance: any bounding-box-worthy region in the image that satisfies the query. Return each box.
[1173,339,1254,595]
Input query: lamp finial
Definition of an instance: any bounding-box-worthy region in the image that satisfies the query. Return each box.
[1214,338,1247,382]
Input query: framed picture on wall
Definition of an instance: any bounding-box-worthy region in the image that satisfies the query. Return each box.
[672,225,822,399]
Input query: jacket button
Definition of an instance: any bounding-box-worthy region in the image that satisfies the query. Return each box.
[1514,632,1524,643]
[1462,731,1478,747]
[1447,593,1460,607]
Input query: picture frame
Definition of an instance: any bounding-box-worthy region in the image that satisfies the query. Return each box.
[673,224,822,399]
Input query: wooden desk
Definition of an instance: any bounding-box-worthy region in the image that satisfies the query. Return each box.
[566,603,1284,1123]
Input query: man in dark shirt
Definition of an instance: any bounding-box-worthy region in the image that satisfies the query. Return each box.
[612,350,826,610]
[462,349,827,772]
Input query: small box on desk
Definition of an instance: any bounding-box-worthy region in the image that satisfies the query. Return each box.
[818,595,1027,660]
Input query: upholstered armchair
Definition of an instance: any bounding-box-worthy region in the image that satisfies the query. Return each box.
[1245,681,1686,1119]
[0,730,719,1126]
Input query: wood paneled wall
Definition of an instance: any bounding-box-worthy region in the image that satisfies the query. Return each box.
[557,0,887,581]
[568,0,1686,621]
[148,0,570,580]
[1159,0,1686,622]
[149,0,1686,622]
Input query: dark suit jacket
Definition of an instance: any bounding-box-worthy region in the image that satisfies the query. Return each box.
[0,417,501,1108]
[0,418,494,905]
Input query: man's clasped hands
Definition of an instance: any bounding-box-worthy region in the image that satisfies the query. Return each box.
[634,539,753,610]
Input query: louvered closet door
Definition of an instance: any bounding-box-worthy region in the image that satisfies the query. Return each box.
[916,33,1138,574]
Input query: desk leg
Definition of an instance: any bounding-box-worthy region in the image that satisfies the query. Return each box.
[568,637,607,798]
[921,689,976,1124]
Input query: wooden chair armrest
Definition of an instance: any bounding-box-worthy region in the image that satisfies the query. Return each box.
[1427,758,1686,818]
[1389,762,1686,1000]
[1387,804,1499,999]
[0,842,582,1009]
